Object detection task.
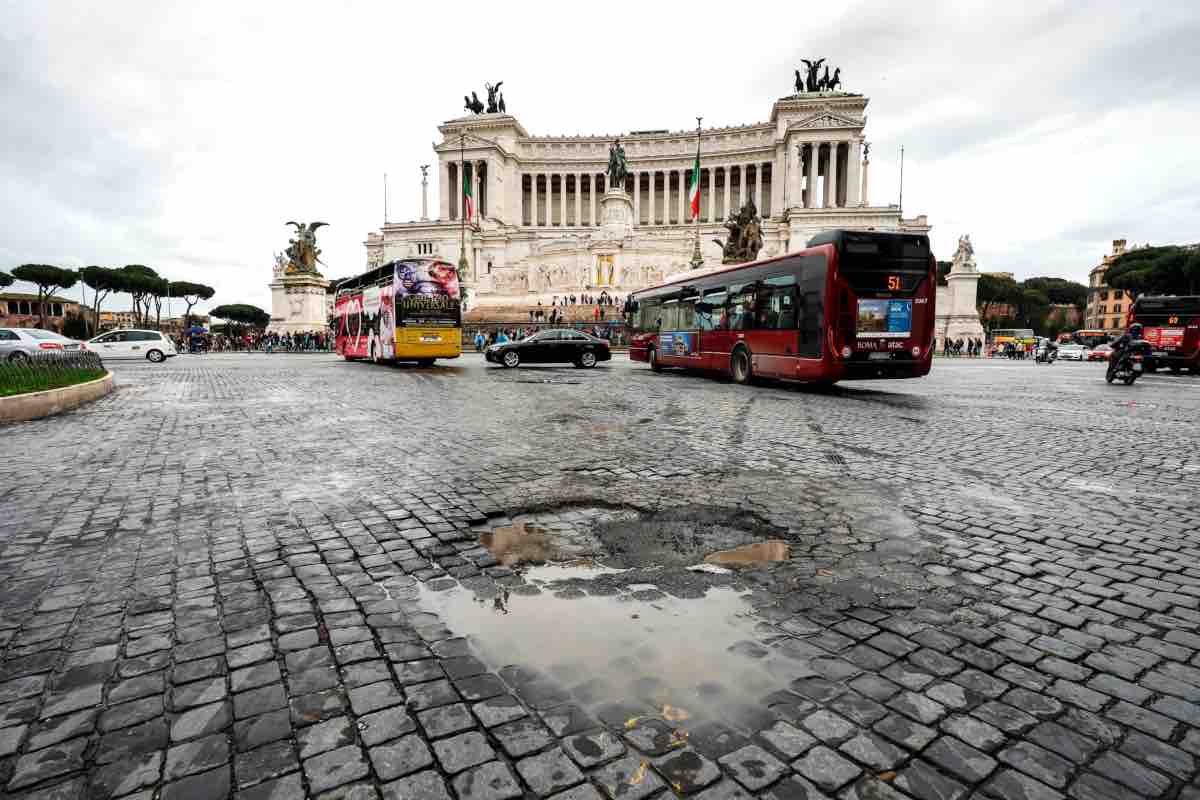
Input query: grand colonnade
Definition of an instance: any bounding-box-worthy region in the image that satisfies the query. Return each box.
[437,136,865,226]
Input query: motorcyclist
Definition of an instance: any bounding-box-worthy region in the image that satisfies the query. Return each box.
[1037,337,1058,363]
[1108,323,1144,377]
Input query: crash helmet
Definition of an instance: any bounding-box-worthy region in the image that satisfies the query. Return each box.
[1129,323,1144,338]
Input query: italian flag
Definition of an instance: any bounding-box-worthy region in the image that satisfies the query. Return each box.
[462,170,474,222]
[688,152,701,220]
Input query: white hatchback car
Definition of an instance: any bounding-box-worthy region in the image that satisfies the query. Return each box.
[87,329,178,362]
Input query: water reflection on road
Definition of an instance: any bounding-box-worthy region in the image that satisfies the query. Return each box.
[419,580,795,726]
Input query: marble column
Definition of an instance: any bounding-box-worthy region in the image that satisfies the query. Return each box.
[558,173,566,226]
[828,143,839,208]
[678,170,686,224]
[847,141,862,206]
[633,172,641,225]
[542,173,548,226]
[439,162,450,220]
[648,171,656,225]
[473,162,482,220]
[722,167,731,221]
[591,174,598,224]
[738,165,747,212]
[700,167,710,220]
[806,144,818,209]
[755,164,764,214]
[861,158,870,206]
[790,147,803,209]
[576,174,583,225]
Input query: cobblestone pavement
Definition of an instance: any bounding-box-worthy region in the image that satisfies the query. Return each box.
[3,353,1200,800]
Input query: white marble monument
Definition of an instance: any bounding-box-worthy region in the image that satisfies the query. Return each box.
[268,253,331,334]
[935,235,985,347]
[362,85,931,318]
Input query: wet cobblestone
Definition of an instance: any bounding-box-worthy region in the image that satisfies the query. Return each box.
[2,354,1200,798]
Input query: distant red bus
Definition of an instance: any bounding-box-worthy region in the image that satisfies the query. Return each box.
[1058,329,1111,349]
[1128,295,1200,374]
[626,229,935,384]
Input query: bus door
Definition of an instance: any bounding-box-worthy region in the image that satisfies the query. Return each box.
[748,275,800,377]
[657,296,701,367]
[697,286,731,370]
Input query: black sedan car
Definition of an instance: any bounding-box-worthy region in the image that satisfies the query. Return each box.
[485,329,612,368]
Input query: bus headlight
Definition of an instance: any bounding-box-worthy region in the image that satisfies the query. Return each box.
[911,346,921,357]
[841,346,851,359]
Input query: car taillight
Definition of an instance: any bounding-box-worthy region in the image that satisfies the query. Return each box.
[38,342,63,350]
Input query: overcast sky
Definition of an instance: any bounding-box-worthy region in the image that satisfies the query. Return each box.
[3,1,1198,315]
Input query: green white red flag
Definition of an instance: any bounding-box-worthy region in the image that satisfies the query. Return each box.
[462,170,474,222]
[688,153,701,220]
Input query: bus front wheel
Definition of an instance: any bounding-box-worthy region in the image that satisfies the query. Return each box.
[731,346,753,385]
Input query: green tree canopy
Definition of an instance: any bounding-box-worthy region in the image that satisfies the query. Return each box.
[1022,277,1087,309]
[120,265,161,324]
[170,281,215,328]
[12,264,79,328]
[977,273,1020,320]
[1107,245,1200,297]
[0,270,13,288]
[80,266,125,330]
[210,303,270,330]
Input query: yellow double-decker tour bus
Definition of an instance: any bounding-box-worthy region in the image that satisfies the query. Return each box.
[334,259,463,365]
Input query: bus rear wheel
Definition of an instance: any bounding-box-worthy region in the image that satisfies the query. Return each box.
[731,347,752,385]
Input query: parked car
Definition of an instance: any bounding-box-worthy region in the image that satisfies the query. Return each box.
[485,329,611,368]
[1087,343,1113,362]
[1057,343,1087,361]
[86,329,178,362]
[0,327,84,361]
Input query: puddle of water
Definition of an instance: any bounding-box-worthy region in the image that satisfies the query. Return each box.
[704,541,790,566]
[419,582,789,724]
[479,523,551,567]
[523,559,630,582]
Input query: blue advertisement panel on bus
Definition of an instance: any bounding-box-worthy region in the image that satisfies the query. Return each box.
[857,299,913,338]
[659,332,697,356]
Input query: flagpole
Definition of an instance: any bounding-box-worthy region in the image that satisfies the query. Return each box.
[458,132,468,283]
[690,116,704,270]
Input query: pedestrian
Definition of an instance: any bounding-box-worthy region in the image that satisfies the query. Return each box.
[474,330,485,352]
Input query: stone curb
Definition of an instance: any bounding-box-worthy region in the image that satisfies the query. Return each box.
[0,370,114,424]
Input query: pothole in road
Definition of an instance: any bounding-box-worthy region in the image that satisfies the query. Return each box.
[475,505,792,576]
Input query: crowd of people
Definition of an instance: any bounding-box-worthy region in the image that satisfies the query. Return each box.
[528,292,625,324]
[941,337,985,357]
[180,330,333,354]
[469,324,625,350]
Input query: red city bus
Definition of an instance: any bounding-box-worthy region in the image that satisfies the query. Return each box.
[1058,329,1111,349]
[1128,295,1200,374]
[626,229,935,383]
[335,258,462,365]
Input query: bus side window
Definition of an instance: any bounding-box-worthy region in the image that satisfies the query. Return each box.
[765,275,797,329]
[696,289,725,331]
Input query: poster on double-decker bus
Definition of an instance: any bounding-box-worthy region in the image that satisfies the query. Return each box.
[393,260,461,325]
[362,284,396,359]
